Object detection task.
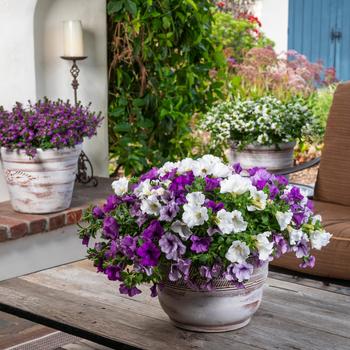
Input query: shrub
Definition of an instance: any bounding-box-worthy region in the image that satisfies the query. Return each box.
[0,99,102,156]
[234,47,336,101]
[212,11,273,63]
[107,0,225,176]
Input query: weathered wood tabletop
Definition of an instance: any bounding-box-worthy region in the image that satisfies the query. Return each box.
[0,260,349,350]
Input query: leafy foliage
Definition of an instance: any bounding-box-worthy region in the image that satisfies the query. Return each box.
[212,11,273,63]
[107,0,225,175]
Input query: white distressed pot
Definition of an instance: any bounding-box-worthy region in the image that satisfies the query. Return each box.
[0,144,82,214]
[158,263,268,332]
[229,142,295,171]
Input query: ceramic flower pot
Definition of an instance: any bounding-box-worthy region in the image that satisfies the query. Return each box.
[157,262,268,332]
[0,144,82,214]
[228,142,295,171]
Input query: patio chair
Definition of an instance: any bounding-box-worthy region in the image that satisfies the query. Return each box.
[271,82,350,280]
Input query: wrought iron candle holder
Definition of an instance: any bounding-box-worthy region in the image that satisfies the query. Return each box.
[61,56,98,187]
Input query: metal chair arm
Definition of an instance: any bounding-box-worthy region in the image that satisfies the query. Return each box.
[272,157,321,176]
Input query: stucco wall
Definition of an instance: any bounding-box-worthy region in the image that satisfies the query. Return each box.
[0,0,109,202]
[254,0,289,53]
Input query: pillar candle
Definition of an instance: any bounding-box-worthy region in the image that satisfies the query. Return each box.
[63,20,84,57]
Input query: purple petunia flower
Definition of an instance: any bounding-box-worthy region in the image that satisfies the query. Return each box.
[136,240,161,267]
[120,235,137,258]
[299,255,316,268]
[81,235,90,246]
[205,176,221,191]
[119,284,142,297]
[142,220,164,240]
[105,265,121,281]
[293,237,309,258]
[190,235,211,253]
[140,167,159,181]
[159,201,179,222]
[105,240,119,259]
[159,232,186,260]
[232,162,242,174]
[169,171,195,193]
[103,216,119,240]
[169,258,191,281]
[232,262,254,282]
[103,195,121,213]
[204,199,224,213]
[268,183,279,200]
[92,206,104,219]
[273,234,289,258]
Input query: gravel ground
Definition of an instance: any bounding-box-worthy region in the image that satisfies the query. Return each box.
[289,165,319,186]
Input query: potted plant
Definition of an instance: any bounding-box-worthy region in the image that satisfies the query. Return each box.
[79,155,330,332]
[0,99,102,214]
[202,96,320,170]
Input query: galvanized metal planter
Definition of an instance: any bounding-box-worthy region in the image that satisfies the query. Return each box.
[0,145,82,214]
[228,142,296,171]
[158,263,268,332]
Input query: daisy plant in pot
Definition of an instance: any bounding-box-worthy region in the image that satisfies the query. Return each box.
[0,99,102,214]
[79,155,331,332]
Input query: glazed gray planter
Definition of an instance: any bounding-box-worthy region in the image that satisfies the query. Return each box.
[158,262,268,332]
[229,142,295,171]
[0,145,82,214]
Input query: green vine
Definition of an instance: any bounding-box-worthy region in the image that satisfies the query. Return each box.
[107,0,226,175]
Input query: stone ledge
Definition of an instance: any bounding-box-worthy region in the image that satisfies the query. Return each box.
[0,177,112,242]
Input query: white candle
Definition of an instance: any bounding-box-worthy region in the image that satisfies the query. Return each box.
[63,20,84,57]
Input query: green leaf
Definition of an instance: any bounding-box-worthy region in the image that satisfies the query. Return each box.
[125,0,137,16]
[107,1,123,14]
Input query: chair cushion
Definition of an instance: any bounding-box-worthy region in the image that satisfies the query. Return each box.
[271,200,350,280]
[314,82,350,206]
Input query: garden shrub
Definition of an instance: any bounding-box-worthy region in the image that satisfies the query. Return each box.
[212,11,273,63]
[107,0,226,176]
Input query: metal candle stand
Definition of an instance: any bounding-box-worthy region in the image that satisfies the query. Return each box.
[61,56,98,187]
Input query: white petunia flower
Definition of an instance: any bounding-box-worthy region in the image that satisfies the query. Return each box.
[311,214,322,225]
[177,158,197,174]
[112,177,129,196]
[134,179,153,198]
[210,162,232,178]
[217,209,248,234]
[310,230,332,250]
[186,191,205,206]
[275,211,293,231]
[170,220,192,240]
[182,204,209,228]
[225,241,250,263]
[220,174,253,195]
[140,194,161,215]
[247,188,268,211]
[255,232,274,261]
[289,229,306,245]
[158,161,179,177]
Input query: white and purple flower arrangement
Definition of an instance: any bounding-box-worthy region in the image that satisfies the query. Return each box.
[79,155,331,297]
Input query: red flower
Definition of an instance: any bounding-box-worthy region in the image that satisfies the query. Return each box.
[217,1,225,8]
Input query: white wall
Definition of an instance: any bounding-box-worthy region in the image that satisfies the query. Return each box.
[0,0,109,202]
[254,0,289,53]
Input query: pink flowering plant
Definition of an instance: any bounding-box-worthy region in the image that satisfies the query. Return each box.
[79,155,331,297]
[0,98,103,156]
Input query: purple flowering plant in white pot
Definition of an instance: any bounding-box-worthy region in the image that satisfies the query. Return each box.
[0,99,102,213]
[79,155,331,332]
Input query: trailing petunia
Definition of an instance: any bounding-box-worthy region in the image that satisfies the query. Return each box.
[79,155,331,297]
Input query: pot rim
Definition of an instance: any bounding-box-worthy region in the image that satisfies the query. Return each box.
[0,143,83,154]
[231,141,296,151]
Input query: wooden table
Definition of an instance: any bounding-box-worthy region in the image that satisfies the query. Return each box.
[0,261,349,350]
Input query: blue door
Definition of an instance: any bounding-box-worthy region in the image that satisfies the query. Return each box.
[288,0,350,81]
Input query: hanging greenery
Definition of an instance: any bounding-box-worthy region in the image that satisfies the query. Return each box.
[107,0,226,175]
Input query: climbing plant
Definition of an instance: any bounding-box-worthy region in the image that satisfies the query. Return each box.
[107,0,225,175]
